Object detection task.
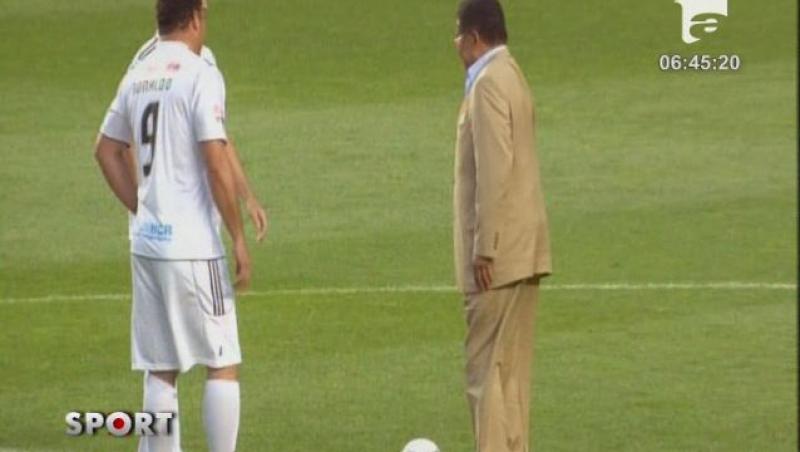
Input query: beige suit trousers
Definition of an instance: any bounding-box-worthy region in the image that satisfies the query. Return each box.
[465,279,538,452]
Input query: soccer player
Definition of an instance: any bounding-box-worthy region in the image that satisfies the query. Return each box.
[127,33,268,241]
[95,1,251,450]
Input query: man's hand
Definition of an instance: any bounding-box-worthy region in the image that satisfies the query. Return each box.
[233,238,251,292]
[226,141,268,242]
[473,256,494,292]
[245,197,268,243]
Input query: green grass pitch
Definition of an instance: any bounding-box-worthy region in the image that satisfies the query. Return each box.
[0,0,796,450]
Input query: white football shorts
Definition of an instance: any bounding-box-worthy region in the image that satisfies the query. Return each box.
[131,255,242,373]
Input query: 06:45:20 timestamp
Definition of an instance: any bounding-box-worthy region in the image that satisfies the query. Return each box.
[659,54,742,72]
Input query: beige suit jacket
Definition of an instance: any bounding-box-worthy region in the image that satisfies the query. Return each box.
[454,47,552,294]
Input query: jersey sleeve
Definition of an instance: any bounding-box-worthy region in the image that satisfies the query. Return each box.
[192,66,228,143]
[200,46,218,66]
[99,80,133,144]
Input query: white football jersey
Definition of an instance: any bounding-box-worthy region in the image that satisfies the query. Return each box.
[130,33,217,71]
[100,40,228,260]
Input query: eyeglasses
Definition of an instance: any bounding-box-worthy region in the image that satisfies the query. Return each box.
[454,29,476,41]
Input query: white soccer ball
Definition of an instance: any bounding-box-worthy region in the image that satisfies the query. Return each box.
[402,438,440,452]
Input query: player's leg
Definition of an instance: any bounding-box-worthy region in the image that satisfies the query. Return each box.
[193,258,242,452]
[139,370,181,452]
[131,255,184,452]
[203,365,240,452]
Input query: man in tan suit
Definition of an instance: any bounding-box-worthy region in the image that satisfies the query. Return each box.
[453,1,551,451]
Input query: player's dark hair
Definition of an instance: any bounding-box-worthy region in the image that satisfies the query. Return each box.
[157,0,204,35]
[457,0,508,45]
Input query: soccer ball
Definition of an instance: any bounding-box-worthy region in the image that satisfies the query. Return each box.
[402,438,440,452]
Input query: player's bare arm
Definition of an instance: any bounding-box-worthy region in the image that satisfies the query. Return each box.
[122,145,139,188]
[226,140,268,242]
[203,139,251,291]
[95,134,138,214]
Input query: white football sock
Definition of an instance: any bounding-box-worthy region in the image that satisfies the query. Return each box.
[138,372,181,452]
[202,379,240,452]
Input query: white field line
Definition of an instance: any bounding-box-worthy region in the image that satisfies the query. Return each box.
[0,282,795,305]
[0,449,61,452]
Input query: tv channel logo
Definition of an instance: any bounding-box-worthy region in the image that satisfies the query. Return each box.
[65,411,175,437]
[675,0,728,44]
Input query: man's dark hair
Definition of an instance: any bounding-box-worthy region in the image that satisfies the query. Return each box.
[157,0,204,35]
[457,0,508,45]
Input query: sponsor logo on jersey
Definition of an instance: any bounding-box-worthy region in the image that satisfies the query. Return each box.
[136,222,174,242]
